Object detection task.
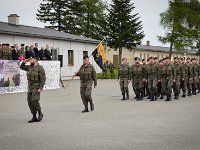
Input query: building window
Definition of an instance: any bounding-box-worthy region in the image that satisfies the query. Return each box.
[68,50,74,66]
[140,53,142,59]
[161,55,164,59]
[157,54,159,59]
[147,54,149,59]
[83,51,88,57]
[143,53,146,59]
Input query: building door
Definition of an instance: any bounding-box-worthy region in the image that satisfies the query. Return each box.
[113,55,119,67]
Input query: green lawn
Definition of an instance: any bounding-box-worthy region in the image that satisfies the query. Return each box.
[96,69,118,79]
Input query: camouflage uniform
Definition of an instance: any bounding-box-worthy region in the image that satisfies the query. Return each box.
[130,63,145,100]
[118,64,130,100]
[182,63,190,97]
[186,62,193,96]
[146,63,158,101]
[108,63,115,79]
[192,62,198,95]
[76,64,97,111]
[158,62,164,99]
[102,62,108,79]
[142,63,148,97]
[20,61,46,122]
[161,63,176,101]
[173,61,184,99]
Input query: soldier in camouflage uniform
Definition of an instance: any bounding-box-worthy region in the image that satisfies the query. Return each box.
[173,57,184,100]
[130,57,145,101]
[158,59,164,99]
[161,57,176,101]
[75,56,97,113]
[108,61,115,79]
[191,58,198,95]
[186,58,193,96]
[1,44,12,60]
[102,61,108,79]
[142,58,148,97]
[146,57,158,101]
[118,58,130,100]
[20,57,46,123]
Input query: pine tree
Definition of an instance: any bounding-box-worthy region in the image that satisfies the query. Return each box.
[36,0,66,31]
[107,0,144,64]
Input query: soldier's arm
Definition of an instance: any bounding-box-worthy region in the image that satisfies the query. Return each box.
[20,61,29,71]
[172,65,176,80]
[39,66,46,90]
[91,66,97,86]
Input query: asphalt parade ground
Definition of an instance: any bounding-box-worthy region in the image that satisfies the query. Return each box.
[0,80,200,150]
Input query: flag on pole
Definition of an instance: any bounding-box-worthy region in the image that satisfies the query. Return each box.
[92,42,106,69]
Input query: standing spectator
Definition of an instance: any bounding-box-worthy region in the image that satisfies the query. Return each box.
[44,45,52,60]
[29,45,36,58]
[11,44,19,60]
[25,46,31,59]
[33,43,39,57]
[39,47,46,60]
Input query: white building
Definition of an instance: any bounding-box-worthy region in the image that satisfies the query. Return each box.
[0,14,101,80]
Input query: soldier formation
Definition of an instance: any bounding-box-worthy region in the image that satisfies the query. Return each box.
[0,43,52,61]
[118,56,200,101]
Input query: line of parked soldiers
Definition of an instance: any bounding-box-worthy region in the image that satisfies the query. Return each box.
[0,43,52,60]
[102,61,115,79]
[118,56,200,101]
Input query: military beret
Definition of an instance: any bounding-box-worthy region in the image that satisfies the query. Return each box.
[186,58,190,60]
[83,56,89,60]
[142,58,146,61]
[174,57,179,60]
[191,58,196,61]
[154,57,158,60]
[134,57,140,61]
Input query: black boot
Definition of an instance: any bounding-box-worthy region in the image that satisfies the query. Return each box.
[121,94,126,100]
[37,111,44,122]
[193,88,197,95]
[126,92,129,99]
[82,105,89,113]
[165,94,172,101]
[150,95,154,101]
[28,113,38,123]
[140,93,143,100]
[147,95,151,99]
[136,94,140,101]
[174,93,179,100]
[90,102,94,111]
[182,92,186,97]
[160,94,163,99]
[154,94,157,100]
[187,90,192,96]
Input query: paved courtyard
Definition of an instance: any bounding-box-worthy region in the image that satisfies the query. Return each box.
[0,80,200,150]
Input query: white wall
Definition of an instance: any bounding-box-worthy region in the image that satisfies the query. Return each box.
[0,34,102,80]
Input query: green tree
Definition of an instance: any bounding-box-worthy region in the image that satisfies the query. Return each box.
[36,0,66,31]
[158,0,200,58]
[107,0,144,64]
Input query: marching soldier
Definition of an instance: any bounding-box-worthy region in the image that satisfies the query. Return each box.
[118,58,130,100]
[161,57,176,101]
[191,58,198,95]
[75,56,97,113]
[130,57,145,101]
[146,57,158,101]
[102,61,108,79]
[173,57,184,100]
[158,59,164,99]
[20,57,46,123]
[186,58,193,96]
[142,58,148,97]
[108,61,115,79]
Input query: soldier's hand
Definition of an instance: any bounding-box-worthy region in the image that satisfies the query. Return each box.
[158,80,160,82]
[38,89,42,93]
[173,79,176,82]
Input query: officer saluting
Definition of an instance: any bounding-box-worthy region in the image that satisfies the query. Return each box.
[74,56,97,113]
[20,57,46,123]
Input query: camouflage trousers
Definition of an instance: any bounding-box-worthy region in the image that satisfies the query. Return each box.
[173,75,181,94]
[147,77,157,96]
[80,81,93,106]
[192,77,198,90]
[162,75,173,95]
[132,77,143,95]
[27,89,41,114]
[119,78,129,95]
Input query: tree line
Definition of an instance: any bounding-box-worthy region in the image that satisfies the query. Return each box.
[37,0,200,60]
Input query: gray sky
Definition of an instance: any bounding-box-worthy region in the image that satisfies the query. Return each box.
[0,0,169,46]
